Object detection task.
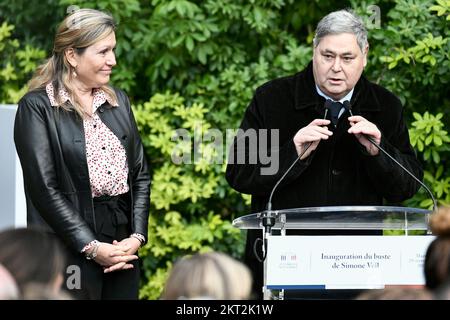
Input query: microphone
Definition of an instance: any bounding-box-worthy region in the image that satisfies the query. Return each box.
[254,100,331,263]
[343,100,437,212]
[266,99,332,211]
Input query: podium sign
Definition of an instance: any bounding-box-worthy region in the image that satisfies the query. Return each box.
[267,235,434,289]
[232,206,432,299]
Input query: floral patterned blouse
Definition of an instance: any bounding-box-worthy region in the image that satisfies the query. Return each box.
[46,83,129,197]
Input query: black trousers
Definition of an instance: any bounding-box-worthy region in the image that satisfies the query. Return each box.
[245,229,382,300]
[62,194,140,300]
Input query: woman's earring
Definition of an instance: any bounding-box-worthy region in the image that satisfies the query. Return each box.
[72,66,77,78]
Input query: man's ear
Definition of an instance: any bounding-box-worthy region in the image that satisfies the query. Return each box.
[363,44,369,67]
[65,48,77,68]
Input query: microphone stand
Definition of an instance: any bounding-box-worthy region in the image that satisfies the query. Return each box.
[258,101,331,300]
[260,101,332,261]
[342,101,437,214]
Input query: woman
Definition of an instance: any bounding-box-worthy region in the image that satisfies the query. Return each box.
[14,8,150,300]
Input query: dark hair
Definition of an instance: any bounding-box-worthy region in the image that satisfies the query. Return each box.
[0,228,66,293]
[425,237,450,289]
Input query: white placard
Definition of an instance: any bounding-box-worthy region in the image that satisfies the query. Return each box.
[0,104,26,230]
[267,235,434,289]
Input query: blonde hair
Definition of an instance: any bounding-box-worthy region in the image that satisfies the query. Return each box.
[162,252,252,300]
[28,8,118,118]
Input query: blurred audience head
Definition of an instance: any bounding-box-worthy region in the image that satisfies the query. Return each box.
[0,263,20,300]
[21,282,73,300]
[162,251,252,300]
[356,287,433,300]
[0,227,66,296]
[434,278,450,299]
[425,206,450,289]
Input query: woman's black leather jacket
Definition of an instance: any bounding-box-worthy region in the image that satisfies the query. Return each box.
[14,87,151,252]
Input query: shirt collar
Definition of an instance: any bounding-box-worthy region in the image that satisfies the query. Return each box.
[45,82,118,112]
[315,85,354,104]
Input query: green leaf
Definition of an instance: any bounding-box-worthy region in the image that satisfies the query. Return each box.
[413,112,422,121]
[432,149,440,163]
[434,135,443,146]
[417,140,424,152]
[436,166,444,178]
[185,36,194,51]
[197,46,207,64]
[420,199,433,208]
[388,61,398,69]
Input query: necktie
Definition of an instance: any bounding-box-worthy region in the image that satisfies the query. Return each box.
[329,101,343,127]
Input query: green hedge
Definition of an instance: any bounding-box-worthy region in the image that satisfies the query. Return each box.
[1,0,449,299]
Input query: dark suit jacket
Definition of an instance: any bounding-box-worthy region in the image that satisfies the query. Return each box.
[14,87,151,252]
[226,62,423,213]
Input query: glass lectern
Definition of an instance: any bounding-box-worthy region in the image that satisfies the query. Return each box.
[233,206,433,300]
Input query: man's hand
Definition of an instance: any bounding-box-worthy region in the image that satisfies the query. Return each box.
[347,116,381,156]
[293,119,333,159]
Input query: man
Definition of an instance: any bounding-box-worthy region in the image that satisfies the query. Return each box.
[226,10,423,299]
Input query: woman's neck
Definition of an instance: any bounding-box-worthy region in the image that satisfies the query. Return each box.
[72,78,93,98]
[72,79,94,115]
